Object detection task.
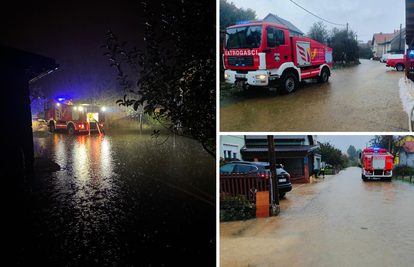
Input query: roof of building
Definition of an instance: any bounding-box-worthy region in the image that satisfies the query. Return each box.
[241,145,319,153]
[373,28,405,44]
[245,135,306,140]
[262,13,304,35]
[403,140,414,152]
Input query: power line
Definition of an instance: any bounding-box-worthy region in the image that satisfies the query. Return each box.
[290,0,346,26]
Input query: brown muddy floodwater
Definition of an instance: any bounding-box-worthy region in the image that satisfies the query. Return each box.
[220,59,408,132]
[220,167,414,267]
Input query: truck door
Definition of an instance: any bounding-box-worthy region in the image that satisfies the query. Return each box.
[265,27,290,69]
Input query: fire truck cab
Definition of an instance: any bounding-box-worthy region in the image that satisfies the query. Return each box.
[359,148,393,181]
[223,20,333,93]
[46,99,105,134]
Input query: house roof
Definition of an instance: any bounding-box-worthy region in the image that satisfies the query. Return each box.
[241,145,319,153]
[342,153,350,158]
[246,135,306,140]
[403,141,414,152]
[373,28,405,45]
[262,13,304,35]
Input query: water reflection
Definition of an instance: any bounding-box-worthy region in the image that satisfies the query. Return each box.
[27,129,215,266]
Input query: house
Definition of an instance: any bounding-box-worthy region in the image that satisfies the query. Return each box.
[262,13,304,37]
[398,141,414,166]
[394,135,414,164]
[371,28,407,58]
[239,135,321,183]
[0,45,59,185]
[220,135,244,160]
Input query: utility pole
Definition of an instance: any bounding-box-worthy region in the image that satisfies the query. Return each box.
[346,23,348,32]
[267,135,280,216]
[399,23,402,54]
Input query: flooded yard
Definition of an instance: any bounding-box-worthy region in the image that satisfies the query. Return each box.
[5,129,215,266]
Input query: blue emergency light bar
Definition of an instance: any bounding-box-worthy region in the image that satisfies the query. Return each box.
[410,50,414,55]
[58,98,65,101]
[236,21,251,25]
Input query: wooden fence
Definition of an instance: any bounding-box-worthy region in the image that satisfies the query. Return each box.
[219,171,276,204]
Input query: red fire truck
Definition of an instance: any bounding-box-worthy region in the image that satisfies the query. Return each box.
[46,98,105,134]
[223,20,333,93]
[359,148,394,181]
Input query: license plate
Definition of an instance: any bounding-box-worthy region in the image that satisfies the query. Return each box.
[279,179,286,182]
[235,74,246,78]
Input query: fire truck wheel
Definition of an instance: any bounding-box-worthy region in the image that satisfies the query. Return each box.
[318,68,329,83]
[68,125,75,135]
[279,192,286,198]
[362,174,367,181]
[396,63,405,71]
[49,122,55,133]
[281,72,297,94]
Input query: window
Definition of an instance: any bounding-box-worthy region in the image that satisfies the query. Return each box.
[267,28,285,47]
[223,144,239,159]
[235,165,257,173]
[225,25,262,49]
[220,164,235,173]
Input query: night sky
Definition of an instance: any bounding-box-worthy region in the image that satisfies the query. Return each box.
[2,0,157,98]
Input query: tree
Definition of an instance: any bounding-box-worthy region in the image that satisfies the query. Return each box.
[29,86,49,119]
[347,145,357,159]
[320,141,343,167]
[329,27,359,64]
[103,1,215,158]
[307,21,328,45]
[368,135,407,160]
[219,0,257,31]
[359,46,373,59]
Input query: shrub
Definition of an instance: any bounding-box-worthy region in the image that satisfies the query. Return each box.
[220,194,256,222]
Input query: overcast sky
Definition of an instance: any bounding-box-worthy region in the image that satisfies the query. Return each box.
[228,0,406,43]
[317,135,376,153]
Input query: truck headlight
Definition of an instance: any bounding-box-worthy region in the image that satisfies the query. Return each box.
[256,75,266,79]
[224,73,229,78]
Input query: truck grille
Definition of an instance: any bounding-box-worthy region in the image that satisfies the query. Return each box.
[374,170,383,175]
[228,56,254,67]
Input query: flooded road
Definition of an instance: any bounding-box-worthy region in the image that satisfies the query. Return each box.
[220,59,408,132]
[5,129,215,266]
[220,167,414,267]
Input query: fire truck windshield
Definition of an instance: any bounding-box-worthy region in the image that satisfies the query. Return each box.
[225,25,262,49]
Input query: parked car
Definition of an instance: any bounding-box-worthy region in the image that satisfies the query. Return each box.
[220,161,292,198]
[386,54,410,71]
[380,53,391,63]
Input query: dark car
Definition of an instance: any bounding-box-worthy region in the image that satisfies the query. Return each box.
[220,161,292,198]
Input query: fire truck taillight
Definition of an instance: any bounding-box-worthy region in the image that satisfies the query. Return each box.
[100,123,103,127]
